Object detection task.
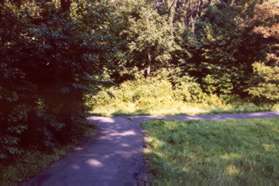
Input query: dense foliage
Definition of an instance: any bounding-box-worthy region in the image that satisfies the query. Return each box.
[93,0,278,99]
[1,0,278,162]
[0,0,108,161]
[90,0,278,113]
[88,76,276,116]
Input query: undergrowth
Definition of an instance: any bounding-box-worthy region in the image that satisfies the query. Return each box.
[86,77,278,116]
[0,123,95,186]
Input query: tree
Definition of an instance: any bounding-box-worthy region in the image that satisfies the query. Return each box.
[126,4,177,77]
[246,1,279,102]
[0,0,109,160]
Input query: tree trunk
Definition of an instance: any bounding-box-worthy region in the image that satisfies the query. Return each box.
[144,50,152,78]
[168,0,178,35]
[60,0,71,12]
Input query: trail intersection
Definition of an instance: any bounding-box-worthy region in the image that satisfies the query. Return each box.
[23,112,279,186]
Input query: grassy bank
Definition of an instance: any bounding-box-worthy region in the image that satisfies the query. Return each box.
[89,101,277,116]
[143,118,279,185]
[0,124,95,186]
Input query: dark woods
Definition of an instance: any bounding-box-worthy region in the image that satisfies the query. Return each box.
[0,0,99,161]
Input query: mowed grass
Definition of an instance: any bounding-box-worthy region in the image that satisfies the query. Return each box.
[143,118,279,186]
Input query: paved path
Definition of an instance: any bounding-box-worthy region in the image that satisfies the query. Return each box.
[22,112,279,186]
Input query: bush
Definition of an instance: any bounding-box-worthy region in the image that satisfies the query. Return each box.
[87,77,176,112]
[179,0,278,98]
[0,0,106,161]
[173,76,207,103]
[247,63,279,102]
[87,76,232,115]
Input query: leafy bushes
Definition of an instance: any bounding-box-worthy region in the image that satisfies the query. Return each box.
[88,74,278,116]
[0,0,107,161]
[245,2,279,102]
[87,77,175,114]
[87,76,241,115]
[247,63,279,102]
[97,0,279,103]
[173,0,278,99]
[172,76,207,103]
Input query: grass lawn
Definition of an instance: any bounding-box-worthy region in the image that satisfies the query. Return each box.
[143,118,279,186]
[0,124,95,186]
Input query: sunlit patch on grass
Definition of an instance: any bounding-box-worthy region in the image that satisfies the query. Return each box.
[262,144,276,152]
[225,164,240,176]
[220,153,242,160]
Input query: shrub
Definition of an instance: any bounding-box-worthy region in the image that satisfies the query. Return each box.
[173,76,207,103]
[87,77,176,110]
[86,76,229,115]
[0,0,107,161]
[247,63,279,102]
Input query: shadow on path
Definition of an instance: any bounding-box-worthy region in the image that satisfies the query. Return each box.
[22,116,145,186]
[22,112,279,186]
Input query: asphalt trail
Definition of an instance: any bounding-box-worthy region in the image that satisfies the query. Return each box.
[22,112,279,186]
